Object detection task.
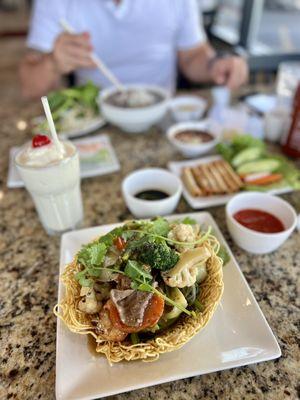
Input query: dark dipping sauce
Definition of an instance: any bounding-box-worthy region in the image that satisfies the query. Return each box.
[233,209,285,233]
[175,130,214,144]
[135,189,170,201]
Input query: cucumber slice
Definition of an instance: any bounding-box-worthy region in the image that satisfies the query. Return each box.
[232,147,264,167]
[237,159,281,175]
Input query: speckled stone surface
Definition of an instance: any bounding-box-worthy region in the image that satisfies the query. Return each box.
[1,39,300,400]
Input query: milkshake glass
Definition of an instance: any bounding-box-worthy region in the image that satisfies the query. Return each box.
[15,138,83,235]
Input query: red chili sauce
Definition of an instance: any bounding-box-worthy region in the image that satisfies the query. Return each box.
[233,209,285,233]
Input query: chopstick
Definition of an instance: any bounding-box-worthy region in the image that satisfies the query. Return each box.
[60,19,125,91]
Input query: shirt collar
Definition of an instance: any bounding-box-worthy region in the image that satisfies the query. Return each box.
[104,0,129,19]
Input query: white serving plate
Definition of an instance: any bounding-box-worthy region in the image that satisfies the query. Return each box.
[32,115,106,139]
[56,212,281,400]
[168,155,293,209]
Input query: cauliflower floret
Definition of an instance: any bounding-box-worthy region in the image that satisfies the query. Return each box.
[78,287,102,314]
[169,223,195,242]
[162,246,211,288]
[168,224,197,252]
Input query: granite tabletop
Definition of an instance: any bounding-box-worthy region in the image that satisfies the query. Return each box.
[0,42,300,400]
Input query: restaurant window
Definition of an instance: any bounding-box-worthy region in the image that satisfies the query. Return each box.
[210,0,300,71]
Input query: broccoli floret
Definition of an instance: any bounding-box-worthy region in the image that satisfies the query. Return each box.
[137,242,179,271]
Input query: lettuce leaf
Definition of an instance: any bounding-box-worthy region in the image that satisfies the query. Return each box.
[216,142,235,162]
[217,134,265,162]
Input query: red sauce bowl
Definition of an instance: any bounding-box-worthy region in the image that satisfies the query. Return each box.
[226,192,297,254]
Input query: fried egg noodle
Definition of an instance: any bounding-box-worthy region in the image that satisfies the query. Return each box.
[54,233,224,364]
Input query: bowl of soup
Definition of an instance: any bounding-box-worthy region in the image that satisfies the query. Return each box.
[98,84,169,133]
[226,192,297,254]
[167,120,221,157]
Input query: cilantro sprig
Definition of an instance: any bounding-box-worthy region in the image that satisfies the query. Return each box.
[75,227,125,286]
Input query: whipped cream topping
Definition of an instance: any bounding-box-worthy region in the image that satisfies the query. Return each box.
[17,141,71,167]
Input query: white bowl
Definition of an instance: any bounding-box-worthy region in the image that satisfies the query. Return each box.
[122,168,182,218]
[226,192,297,254]
[169,95,207,122]
[98,84,169,133]
[166,119,221,158]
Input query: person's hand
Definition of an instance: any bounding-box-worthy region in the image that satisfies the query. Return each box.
[51,32,96,74]
[210,56,249,89]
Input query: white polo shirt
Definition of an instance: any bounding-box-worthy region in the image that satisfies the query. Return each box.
[27,0,206,92]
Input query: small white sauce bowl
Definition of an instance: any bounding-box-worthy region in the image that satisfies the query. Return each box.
[167,119,221,158]
[169,95,207,122]
[226,192,297,254]
[122,168,182,218]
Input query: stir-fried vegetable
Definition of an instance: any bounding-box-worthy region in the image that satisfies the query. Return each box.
[74,217,224,339]
[137,241,179,271]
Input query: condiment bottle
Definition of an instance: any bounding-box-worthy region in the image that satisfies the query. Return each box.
[282,83,300,158]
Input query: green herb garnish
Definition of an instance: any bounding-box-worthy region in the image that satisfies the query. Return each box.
[194,299,204,311]
[181,216,197,225]
[124,260,152,281]
[217,245,230,266]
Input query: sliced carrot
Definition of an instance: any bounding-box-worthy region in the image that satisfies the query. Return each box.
[105,294,164,333]
[245,173,283,186]
[242,172,270,181]
[114,236,126,251]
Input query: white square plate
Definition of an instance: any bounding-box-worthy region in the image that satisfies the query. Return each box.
[168,156,293,209]
[7,134,120,189]
[56,212,281,400]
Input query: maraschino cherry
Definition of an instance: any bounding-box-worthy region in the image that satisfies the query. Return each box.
[32,134,51,148]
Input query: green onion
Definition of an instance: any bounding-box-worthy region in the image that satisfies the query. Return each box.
[194,299,204,311]
[130,333,140,344]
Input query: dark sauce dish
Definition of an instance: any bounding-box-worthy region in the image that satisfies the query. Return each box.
[167,121,220,158]
[122,168,182,218]
[134,189,170,201]
[174,130,214,145]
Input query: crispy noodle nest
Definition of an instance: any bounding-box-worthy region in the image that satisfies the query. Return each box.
[55,241,224,364]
